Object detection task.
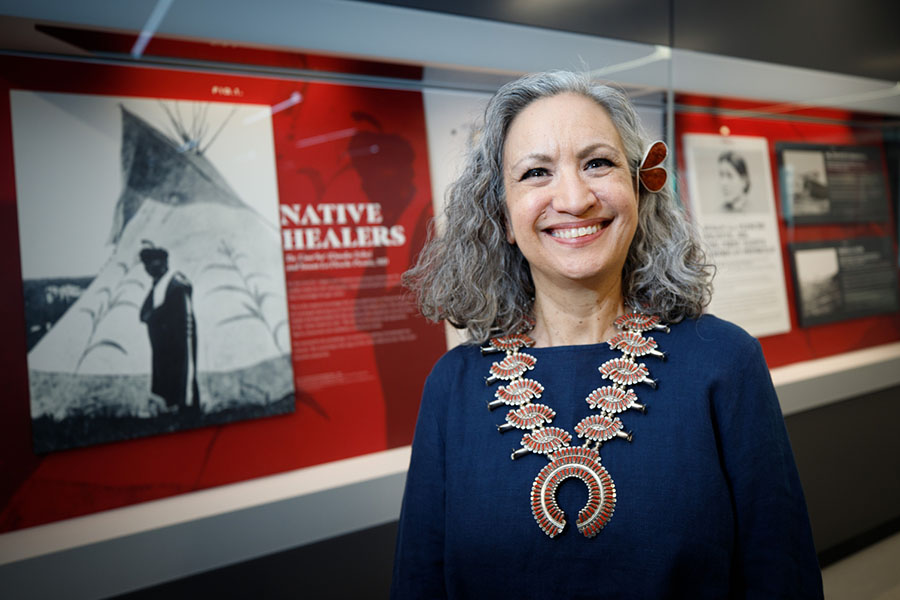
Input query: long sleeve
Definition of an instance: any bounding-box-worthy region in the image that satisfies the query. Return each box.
[712,335,823,599]
[390,359,450,599]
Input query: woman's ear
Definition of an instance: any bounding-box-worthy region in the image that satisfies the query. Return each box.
[506,223,516,245]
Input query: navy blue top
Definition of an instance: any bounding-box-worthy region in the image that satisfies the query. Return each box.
[391,315,823,599]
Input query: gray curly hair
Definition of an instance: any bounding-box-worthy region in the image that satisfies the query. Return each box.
[403,70,712,342]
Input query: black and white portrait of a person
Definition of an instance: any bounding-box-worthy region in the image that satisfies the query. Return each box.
[139,243,200,416]
[683,135,775,217]
[717,151,750,212]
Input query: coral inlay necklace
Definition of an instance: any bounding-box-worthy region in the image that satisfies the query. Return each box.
[482,312,668,538]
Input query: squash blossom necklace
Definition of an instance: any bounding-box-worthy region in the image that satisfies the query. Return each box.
[482,312,668,538]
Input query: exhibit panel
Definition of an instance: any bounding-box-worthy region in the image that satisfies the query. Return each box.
[676,95,900,368]
[0,1,898,598]
[0,52,452,532]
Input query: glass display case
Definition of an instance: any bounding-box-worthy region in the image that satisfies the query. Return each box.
[1,1,898,596]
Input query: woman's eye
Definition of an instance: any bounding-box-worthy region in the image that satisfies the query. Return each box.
[521,167,549,180]
[585,158,614,170]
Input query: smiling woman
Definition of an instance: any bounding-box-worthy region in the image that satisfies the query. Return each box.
[404,73,711,344]
[393,71,823,598]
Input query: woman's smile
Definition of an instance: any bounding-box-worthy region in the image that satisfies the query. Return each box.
[545,220,609,241]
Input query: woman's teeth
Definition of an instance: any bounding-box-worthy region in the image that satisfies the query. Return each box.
[550,223,602,239]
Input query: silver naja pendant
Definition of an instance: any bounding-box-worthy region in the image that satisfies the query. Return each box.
[530,446,616,538]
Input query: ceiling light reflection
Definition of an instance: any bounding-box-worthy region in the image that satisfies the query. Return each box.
[295,128,358,149]
[589,45,671,79]
[131,0,175,59]
[243,91,303,125]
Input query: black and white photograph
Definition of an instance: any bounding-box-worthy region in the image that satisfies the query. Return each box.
[777,142,890,224]
[792,246,842,320]
[11,91,295,452]
[779,148,829,217]
[683,134,775,216]
[682,133,791,338]
[790,237,900,327]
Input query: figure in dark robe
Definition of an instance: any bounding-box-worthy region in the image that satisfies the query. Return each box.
[139,244,200,415]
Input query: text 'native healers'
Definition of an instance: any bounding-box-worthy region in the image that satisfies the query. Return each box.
[280,202,406,250]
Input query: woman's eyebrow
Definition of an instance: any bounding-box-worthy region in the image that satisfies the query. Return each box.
[509,152,553,171]
[577,142,620,160]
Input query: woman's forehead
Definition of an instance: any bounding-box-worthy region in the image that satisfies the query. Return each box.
[503,93,624,160]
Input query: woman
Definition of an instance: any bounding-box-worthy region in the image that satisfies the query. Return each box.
[718,150,751,212]
[392,71,822,598]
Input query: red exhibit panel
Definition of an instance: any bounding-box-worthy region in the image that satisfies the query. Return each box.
[676,95,900,368]
[0,55,446,532]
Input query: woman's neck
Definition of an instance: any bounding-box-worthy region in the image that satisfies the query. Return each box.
[528,278,626,347]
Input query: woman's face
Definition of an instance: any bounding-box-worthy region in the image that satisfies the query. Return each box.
[718,159,747,204]
[502,92,638,291]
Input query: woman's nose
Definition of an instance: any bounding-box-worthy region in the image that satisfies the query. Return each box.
[550,170,596,216]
